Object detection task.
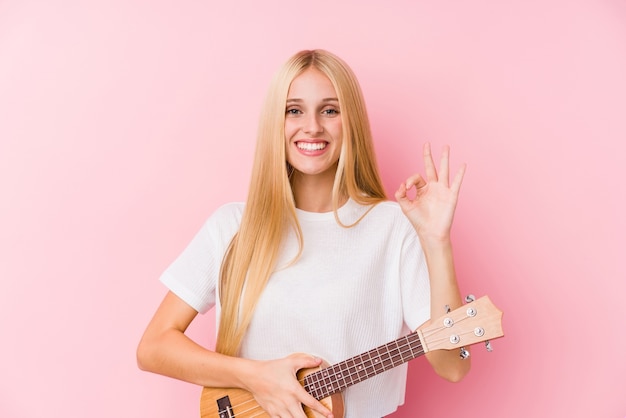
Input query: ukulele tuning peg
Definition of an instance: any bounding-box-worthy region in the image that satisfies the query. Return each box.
[459,347,470,360]
[465,294,476,303]
[485,340,493,352]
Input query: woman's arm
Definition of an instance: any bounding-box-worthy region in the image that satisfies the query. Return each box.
[417,239,471,382]
[395,143,471,382]
[137,291,334,418]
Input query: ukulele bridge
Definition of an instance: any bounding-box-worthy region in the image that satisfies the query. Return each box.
[216,395,234,418]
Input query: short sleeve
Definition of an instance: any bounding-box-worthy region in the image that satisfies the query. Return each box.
[159,202,244,313]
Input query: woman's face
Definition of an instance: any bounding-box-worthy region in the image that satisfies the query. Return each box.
[284,68,343,179]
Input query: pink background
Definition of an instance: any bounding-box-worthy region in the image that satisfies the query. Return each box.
[1,1,625,417]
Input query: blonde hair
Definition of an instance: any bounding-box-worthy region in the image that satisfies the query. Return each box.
[216,49,386,356]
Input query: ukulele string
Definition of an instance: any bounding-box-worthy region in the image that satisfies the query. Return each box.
[216,398,265,418]
[300,344,425,388]
[298,340,425,399]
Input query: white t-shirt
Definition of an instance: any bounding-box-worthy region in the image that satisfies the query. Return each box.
[161,198,431,417]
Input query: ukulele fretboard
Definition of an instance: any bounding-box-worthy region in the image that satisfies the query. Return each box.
[303,332,424,400]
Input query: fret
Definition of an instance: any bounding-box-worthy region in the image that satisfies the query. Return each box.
[408,333,423,360]
[315,370,326,397]
[383,343,392,370]
[402,335,414,361]
[306,371,321,399]
[371,346,384,373]
[367,350,377,376]
[373,344,389,374]
[356,353,368,381]
[345,357,355,372]
[346,359,355,386]
[391,339,402,366]
[365,350,375,378]
[345,358,356,385]
[331,363,347,394]
[320,368,332,394]
[387,341,402,367]
[402,335,413,359]
[324,369,336,395]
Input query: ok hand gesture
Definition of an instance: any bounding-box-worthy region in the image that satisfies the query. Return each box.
[395,143,466,245]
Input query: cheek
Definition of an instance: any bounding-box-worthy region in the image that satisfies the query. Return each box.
[331,119,343,140]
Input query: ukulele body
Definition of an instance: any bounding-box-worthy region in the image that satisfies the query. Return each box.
[199,360,345,418]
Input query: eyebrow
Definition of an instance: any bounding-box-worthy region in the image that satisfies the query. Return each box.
[286,98,339,104]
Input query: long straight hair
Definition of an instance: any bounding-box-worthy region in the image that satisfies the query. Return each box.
[216,50,387,356]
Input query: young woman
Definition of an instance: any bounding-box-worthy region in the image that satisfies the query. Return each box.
[137,49,470,418]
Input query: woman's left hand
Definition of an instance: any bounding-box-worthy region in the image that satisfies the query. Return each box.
[395,143,466,244]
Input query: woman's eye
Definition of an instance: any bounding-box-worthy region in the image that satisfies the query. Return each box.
[322,108,339,115]
[286,108,301,115]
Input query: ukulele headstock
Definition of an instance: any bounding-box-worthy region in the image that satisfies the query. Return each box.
[417,295,504,353]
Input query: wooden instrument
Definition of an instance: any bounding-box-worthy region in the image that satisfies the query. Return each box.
[200,295,504,418]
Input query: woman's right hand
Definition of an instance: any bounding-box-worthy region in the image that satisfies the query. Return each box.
[138,292,333,417]
[243,353,334,418]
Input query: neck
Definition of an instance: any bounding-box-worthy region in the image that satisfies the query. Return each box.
[291,169,346,212]
[303,331,425,400]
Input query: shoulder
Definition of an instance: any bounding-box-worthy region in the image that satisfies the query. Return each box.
[211,201,245,219]
[370,200,403,214]
[361,200,419,240]
[348,198,415,230]
[201,202,245,234]
[367,200,410,223]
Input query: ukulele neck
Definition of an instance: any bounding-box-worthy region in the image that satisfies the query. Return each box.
[303,332,424,400]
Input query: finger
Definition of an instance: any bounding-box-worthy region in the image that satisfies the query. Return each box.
[288,354,333,418]
[422,142,438,182]
[298,393,334,418]
[403,173,427,191]
[440,145,450,186]
[394,181,407,201]
[287,402,309,418]
[450,163,467,195]
[395,175,427,208]
[395,184,412,214]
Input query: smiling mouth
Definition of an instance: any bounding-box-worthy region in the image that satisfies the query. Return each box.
[296,141,328,151]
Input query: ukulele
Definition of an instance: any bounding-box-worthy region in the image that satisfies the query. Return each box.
[200,295,504,418]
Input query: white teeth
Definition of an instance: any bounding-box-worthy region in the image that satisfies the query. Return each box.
[297,142,327,151]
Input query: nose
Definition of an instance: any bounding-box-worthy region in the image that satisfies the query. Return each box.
[303,113,323,135]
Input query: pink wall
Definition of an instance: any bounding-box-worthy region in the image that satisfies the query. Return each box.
[1,1,624,417]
